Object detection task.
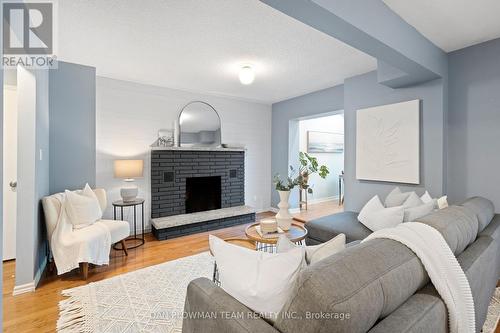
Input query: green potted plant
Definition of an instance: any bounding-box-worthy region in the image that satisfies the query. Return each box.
[298,152,330,194]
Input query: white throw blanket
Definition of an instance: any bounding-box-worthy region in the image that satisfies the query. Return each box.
[363,222,475,333]
[52,193,112,275]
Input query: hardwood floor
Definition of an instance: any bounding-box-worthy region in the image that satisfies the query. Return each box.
[3,212,274,333]
[293,200,343,223]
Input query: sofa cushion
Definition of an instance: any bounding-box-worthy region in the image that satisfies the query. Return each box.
[384,187,411,207]
[274,238,429,333]
[479,214,500,241]
[306,211,372,244]
[460,196,495,232]
[358,196,404,231]
[414,206,479,255]
[457,235,499,329]
[403,201,434,222]
[277,233,345,265]
[368,285,447,333]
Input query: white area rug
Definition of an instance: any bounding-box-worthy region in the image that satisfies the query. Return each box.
[57,252,214,332]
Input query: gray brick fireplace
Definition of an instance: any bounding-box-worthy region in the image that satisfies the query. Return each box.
[150,148,256,240]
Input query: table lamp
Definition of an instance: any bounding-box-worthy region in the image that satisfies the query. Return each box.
[114,159,144,202]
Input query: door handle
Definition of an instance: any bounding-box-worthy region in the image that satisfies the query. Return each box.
[9,181,17,189]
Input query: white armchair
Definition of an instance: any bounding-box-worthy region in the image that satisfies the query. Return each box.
[42,188,130,279]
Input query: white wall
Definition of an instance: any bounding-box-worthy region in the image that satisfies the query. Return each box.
[96,77,272,231]
[298,114,344,202]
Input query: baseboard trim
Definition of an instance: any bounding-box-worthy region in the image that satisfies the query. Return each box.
[13,255,47,296]
[13,281,36,296]
[308,196,339,205]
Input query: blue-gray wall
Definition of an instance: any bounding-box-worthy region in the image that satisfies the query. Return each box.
[343,71,446,211]
[49,61,96,194]
[272,86,344,207]
[448,38,500,211]
[271,72,447,212]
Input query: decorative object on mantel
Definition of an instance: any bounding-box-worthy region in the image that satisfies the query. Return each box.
[178,101,222,148]
[356,99,420,184]
[114,159,143,202]
[298,151,330,210]
[150,129,174,147]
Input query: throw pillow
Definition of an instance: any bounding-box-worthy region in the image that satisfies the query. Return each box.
[358,195,405,231]
[421,191,433,203]
[209,235,304,320]
[65,184,103,229]
[437,195,449,209]
[402,192,424,208]
[384,187,411,207]
[403,201,435,222]
[276,233,346,265]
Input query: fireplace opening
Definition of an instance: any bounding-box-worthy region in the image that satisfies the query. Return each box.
[185,176,222,214]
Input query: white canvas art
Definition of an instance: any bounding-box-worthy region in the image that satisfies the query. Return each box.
[356,99,420,184]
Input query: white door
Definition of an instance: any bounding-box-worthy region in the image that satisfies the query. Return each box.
[3,86,17,261]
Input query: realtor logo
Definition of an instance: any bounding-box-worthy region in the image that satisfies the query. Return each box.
[2,1,57,68]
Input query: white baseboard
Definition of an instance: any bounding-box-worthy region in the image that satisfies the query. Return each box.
[13,281,36,296]
[13,255,48,296]
[308,196,339,205]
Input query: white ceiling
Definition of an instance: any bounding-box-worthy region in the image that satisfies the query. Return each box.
[383,0,500,52]
[57,0,376,104]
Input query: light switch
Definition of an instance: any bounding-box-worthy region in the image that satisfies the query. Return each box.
[39,149,43,161]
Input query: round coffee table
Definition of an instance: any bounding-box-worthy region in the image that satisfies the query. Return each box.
[245,221,308,252]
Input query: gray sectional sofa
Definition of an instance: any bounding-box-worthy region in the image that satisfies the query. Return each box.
[183,197,500,333]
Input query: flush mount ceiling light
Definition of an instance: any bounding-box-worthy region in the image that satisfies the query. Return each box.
[238,65,255,85]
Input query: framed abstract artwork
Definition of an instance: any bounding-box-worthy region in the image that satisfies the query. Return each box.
[356,99,420,184]
[307,131,343,153]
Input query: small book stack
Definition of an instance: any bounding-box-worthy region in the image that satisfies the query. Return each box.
[260,218,278,233]
[256,218,284,238]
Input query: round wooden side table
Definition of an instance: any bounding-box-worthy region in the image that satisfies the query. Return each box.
[112,198,145,250]
[245,221,308,252]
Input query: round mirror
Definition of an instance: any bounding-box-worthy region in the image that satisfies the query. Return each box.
[178,101,221,147]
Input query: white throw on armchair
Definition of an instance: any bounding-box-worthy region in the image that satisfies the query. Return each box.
[42,188,130,279]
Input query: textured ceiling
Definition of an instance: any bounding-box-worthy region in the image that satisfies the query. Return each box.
[383,0,500,52]
[57,0,376,104]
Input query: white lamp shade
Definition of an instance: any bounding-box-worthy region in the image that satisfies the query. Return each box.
[114,160,144,179]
